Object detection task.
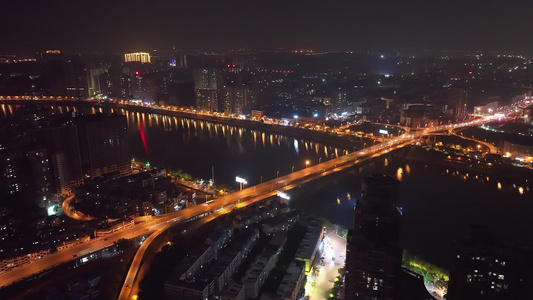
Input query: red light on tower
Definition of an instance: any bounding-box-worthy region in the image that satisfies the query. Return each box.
[135,71,140,76]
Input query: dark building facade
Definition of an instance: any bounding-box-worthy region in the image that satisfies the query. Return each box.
[29,124,84,195]
[345,174,402,300]
[76,114,131,179]
[194,68,219,112]
[99,71,132,99]
[43,54,88,98]
[446,88,468,120]
[447,232,533,300]
[0,144,54,208]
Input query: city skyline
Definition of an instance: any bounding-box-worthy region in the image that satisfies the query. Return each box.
[2,1,533,55]
[2,3,533,297]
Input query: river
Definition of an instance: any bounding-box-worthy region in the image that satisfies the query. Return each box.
[122,106,533,269]
[2,103,532,269]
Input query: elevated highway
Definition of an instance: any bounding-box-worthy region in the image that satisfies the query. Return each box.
[0,133,413,290]
[0,98,514,295]
[450,129,499,154]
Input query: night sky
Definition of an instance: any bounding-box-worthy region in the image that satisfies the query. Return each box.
[2,0,533,54]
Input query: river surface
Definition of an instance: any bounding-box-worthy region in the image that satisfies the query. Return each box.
[123,109,347,186]
[2,103,532,269]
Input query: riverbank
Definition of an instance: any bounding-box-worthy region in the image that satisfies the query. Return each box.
[1,100,362,151]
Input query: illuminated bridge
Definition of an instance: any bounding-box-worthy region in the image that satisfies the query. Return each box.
[0,98,520,298]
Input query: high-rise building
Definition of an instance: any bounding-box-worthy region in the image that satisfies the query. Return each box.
[447,232,532,300]
[221,86,253,115]
[132,72,157,103]
[446,88,468,119]
[44,55,88,98]
[345,174,402,300]
[76,114,131,179]
[124,52,151,64]
[196,89,218,112]
[221,87,234,114]
[194,68,219,112]
[87,68,104,97]
[0,144,54,208]
[25,147,53,208]
[332,89,348,113]
[171,52,188,69]
[29,124,84,195]
[99,71,132,99]
[0,149,22,197]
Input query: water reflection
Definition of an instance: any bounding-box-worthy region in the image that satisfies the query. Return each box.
[396,167,403,181]
[121,109,347,178]
[0,104,349,185]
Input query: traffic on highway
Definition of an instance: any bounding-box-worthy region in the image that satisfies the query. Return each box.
[0,97,523,294]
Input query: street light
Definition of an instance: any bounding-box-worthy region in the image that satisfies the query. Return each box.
[276,170,280,178]
[260,176,263,184]
[319,157,322,164]
[291,166,295,173]
[305,160,310,168]
[236,176,247,191]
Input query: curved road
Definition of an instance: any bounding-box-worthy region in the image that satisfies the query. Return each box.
[0,116,496,290]
[62,194,93,221]
[450,129,499,154]
[0,98,515,294]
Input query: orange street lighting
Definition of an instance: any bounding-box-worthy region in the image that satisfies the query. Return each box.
[236,176,247,190]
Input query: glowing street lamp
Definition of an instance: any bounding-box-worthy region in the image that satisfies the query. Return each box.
[277,191,290,200]
[305,160,310,168]
[236,176,247,191]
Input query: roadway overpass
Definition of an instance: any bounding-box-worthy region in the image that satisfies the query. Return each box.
[0,132,415,290]
[108,116,512,300]
[450,129,499,154]
[0,98,513,294]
